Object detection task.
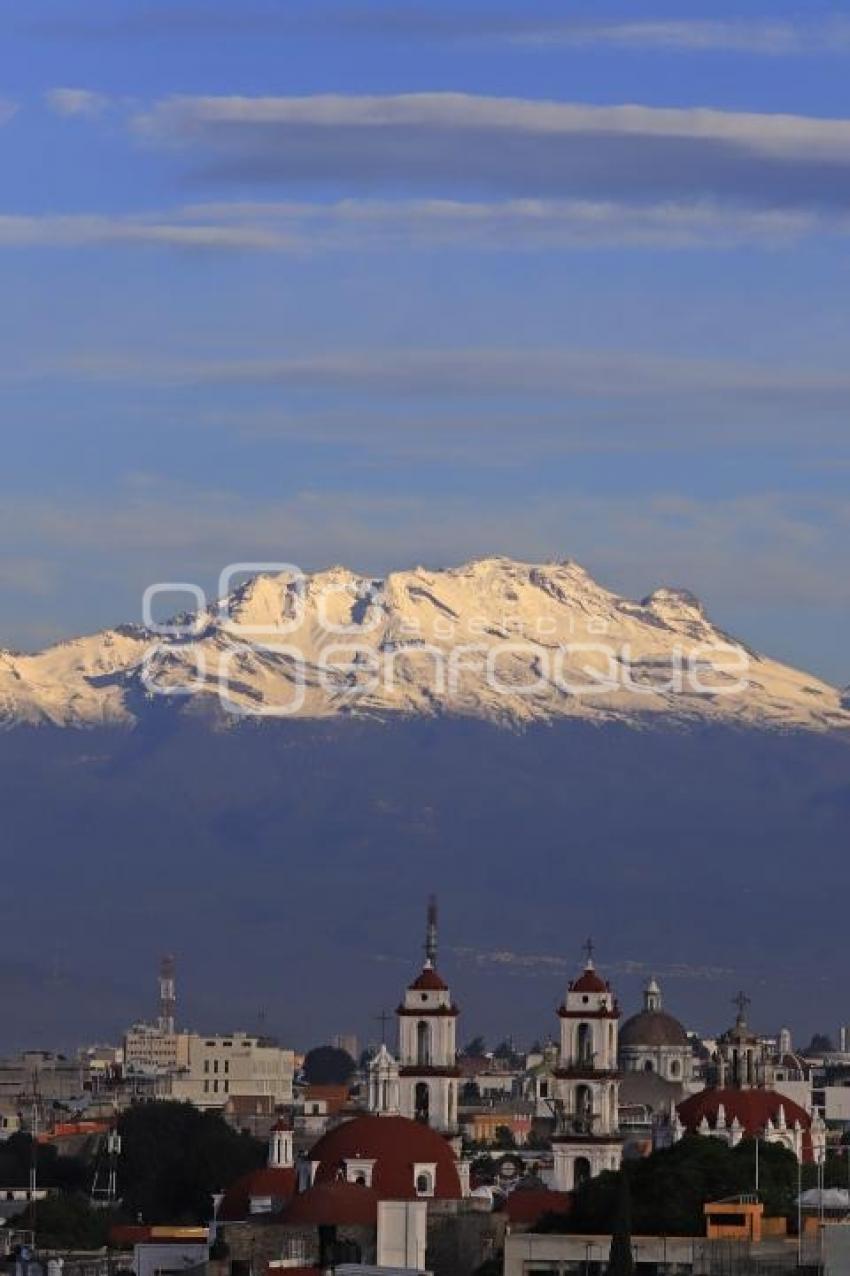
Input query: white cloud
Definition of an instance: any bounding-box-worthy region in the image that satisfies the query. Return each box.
[45,87,110,117]
[128,92,850,213]
[136,92,850,164]
[506,18,850,56]
[0,98,18,125]
[0,199,833,254]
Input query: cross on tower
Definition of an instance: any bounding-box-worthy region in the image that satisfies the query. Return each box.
[375,1009,392,1045]
[582,937,595,966]
[732,991,751,1020]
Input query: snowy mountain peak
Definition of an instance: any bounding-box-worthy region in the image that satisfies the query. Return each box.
[0,556,847,733]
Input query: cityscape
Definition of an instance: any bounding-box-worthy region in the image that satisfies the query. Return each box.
[3,1,850,1274]
[1,905,849,1273]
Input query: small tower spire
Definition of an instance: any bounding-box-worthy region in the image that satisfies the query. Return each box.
[425,895,438,968]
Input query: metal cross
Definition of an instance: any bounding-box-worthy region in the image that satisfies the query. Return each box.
[733,991,751,1018]
[582,937,595,965]
[375,1009,392,1044]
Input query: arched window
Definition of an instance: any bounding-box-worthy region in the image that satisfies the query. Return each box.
[577,1023,592,1065]
[417,1020,431,1066]
[416,1173,432,1196]
[574,1157,591,1187]
[644,1059,654,1072]
[575,1084,593,1132]
[415,1081,430,1124]
[669,1059,680,1078]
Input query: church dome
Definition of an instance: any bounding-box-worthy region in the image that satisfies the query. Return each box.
[678,1087,812,1148]
[570,966,608,994]
[309,1114,462,1200]
[620,1009,688,1048]
[409,965,449,992]
[217,1166,297,1221]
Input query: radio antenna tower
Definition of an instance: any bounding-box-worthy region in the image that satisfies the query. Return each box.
[158,954,176,1034]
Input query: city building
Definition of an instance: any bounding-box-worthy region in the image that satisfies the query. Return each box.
[169,1032,294,1109]
[551,947,623,1190]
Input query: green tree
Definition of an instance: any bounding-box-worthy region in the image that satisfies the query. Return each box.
[494,1125,516,1150]
[12,1194,119,1249]
[607,1173,635,1276]
[539,1137,798,1236]
[0,1134,87,1192]
[117,1101,265,1223]
[462,1037,487,1058]
[302,1046,356,1085]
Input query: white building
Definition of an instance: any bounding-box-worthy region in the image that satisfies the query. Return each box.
[124,1022,192,1073]
[551,950,623,1190]
[169,1033,294,1109]
[397,900,460,1134]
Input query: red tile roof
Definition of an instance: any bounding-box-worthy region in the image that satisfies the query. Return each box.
[217,1166,297,1221]
[570,967,608,994]
[310,1114,462,1200]
[409,966,449,992]
[677,1088,814,1160]
[284,1181,380,1227]
[505,1189,573,1227]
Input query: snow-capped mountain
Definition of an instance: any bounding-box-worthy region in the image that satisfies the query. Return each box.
[1,556,847,732]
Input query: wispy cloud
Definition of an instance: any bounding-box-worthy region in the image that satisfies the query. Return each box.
[44,87,111,117]
[450,16,850,57]
[21,6,850,58]
[25,345,850,415]
[0,199,835,254]
[131,92,850,212]
[0,99,18,126]
[452,945,734,981]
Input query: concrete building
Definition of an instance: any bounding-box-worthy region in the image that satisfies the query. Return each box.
[124,1022,192,1074]
[169,1033,294,1108]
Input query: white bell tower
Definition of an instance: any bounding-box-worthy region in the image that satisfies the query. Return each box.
[268,1116,294,1168]
[552,942,623,1191]
[397,898,460,1134]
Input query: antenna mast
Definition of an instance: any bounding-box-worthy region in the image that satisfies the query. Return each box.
[425,895,438,968]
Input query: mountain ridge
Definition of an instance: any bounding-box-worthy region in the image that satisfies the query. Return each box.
[1,555,847,733]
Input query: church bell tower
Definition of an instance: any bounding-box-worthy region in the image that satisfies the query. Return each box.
[397,898,460,1134]
[552,943,623,1190]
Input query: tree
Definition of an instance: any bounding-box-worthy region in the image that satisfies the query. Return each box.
[538,1137,799,1236]
[462,1037,487,1058]
[0,1134,87,1193]
[303,1045,356,1086]
[607,1173,635,1276]
[494,1125,517,1150]
[805,1034,835,1055]
[11,1194,118,1249]
[117,1101,265,1223]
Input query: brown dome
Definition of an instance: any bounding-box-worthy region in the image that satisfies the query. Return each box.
[620,1009,688,1048]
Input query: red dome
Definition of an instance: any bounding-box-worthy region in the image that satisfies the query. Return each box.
[409,966,449,992]
[310,1115,462,1200]
[217,1166,297,1221]
[677,1087,814,1160]
[284,1181,379,1227]
[570,967,608,994]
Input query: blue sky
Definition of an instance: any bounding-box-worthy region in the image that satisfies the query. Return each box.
[1,0,849,681]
